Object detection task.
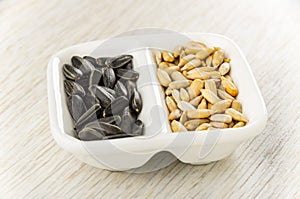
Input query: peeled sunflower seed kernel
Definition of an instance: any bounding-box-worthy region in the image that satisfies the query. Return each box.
[210,122,229,128]
[162,51,175,62]
[205,79,217,95]
[206,55,212,67]
[217,89,234,100]
[166,96,177,112]
[221,76,239,97]
[179,111,188,124]
[198,98,207,109]
[177,101,196,111]
[219,62,230,75]
[154,50,162,64]
[212,49,225,67]
[181,59,201,71]
[188,79,204,99]
[169,109,181,120]
[231,100,243,113]
[178,54,195,67]
[189,95,203,107]
[171,120,187,132]
[211,99,232,113]
[157,69,172,87]
[171,89,181,103]
[210,114,232,123]
[173,45,183,58]
[184,119,210,130]
[187,109,214,119]
[171,71,188,81]
[165,87,172,96]
[159,62,169,69]
[163,66,180,75]
[179,88,190,102]
[225,108,248,123]
[201,89,221,104]
[233,122,245,128]
[186,68,210,80]
[195,123,211,131]
[169,80,191,89]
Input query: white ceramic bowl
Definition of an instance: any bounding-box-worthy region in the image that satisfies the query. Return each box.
[47,32,267,171]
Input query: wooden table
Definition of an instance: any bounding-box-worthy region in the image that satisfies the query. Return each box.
[0,0,299,198]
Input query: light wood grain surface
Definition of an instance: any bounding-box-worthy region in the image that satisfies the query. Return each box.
[0,0,299,198]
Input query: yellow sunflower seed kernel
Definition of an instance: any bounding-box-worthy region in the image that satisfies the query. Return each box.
[169,109,181,120]
[169,80,191,89]
[210,122,229,128]
[198,98,207,109]
[179,88,190,102]
[166,96,177,112]
[186,68,210,80]
[159,62,169,69]
[231,100,243,113]
[211,99,232,113]
[181,59,202,71]
[217,89,235,100]
[221,76,239,97]
[225,108,248,123]
[154,50,162,64]
[206,55,213,67]
[162,51,174,62]
[185,46,203,54]
[196,48,214,60]
[208,71,221,79]
[187,109,214,119]
[224,74,233,82]
[171,71,187,81]
[177,101,196,111]
[178,54,195,67]
[184,119,210,131]
[171,89,181,103]
[188,79,204,99]
[233,122,245,128]
[189,95,203,107]
[195,123,211,131]
[201,89,221,104]
[173,45,183,58]
[198,67,216,72]
[179,111,188,124]
[157,69,171,87]
[212,49,225,67]
[165,87,172,96]
[163,66,180,75]
[205,79,217,95]
[210,114,232,123]
[171,120,187,132]
[219,62,230,75]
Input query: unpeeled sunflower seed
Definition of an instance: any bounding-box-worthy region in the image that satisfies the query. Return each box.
[64,80,85,97]
[63,64,83,81]
[130,89,143,114]
[116,68,139,81]
[106,55,133,69]
[103,67,116,88]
